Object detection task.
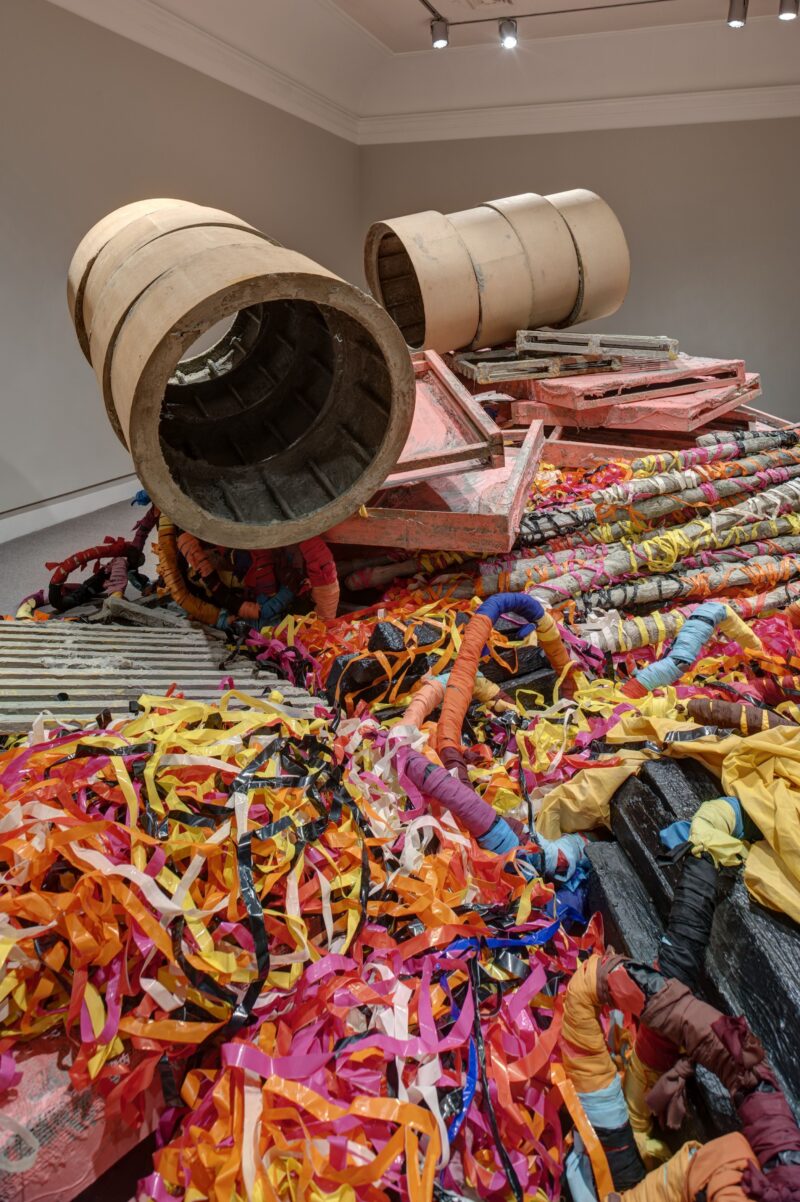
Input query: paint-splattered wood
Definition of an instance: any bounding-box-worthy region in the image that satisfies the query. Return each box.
[0,1036,160,1202]
[533,354,746,412]
[386,350,504,485]
[499,374,760,432]
[0,622,319,731]
[326,421,545,553]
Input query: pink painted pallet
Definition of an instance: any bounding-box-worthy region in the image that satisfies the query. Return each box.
[497,374,761,433]
[386,350,504,486]
[532,354,746,412]
[0,1036,160,1202]
[464,355,745,410]
[326,421,545,554]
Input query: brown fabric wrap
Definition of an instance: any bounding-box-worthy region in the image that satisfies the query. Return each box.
[640,980,763,1105]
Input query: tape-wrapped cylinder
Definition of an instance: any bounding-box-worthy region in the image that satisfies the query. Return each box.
[484,194,580,328]
[548,189,630,325]
[448,206,532,349]
[97,232,415,548]
[364,187,629,353]
[363,211,479,353]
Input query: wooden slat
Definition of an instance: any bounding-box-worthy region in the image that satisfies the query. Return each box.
[516,329,679,360]
[0,621,318,731]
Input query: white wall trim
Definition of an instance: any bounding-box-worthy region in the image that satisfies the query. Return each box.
[46,0,360,142]
[0,476,139,546]
[357,83,800,144]
[45,1,800,146]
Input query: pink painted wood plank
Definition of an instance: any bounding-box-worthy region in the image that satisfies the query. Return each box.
[326,422,545,554]
[533,355,746,412]
[387,351,504,486]
[0,1037,161,1202]
[506,374,760,432]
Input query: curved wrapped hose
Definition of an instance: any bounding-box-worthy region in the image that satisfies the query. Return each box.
[401,672,515,728]
[623,603,764,698]
[616,1134,756,1202]
[436,592,578,786]
[47,538,142,612]
[299,537,339,620]
[561,954,647,1193]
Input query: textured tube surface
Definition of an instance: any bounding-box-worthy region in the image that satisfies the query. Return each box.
[547,188,631,324]
[68,198,187,355]
[484,193,580,327]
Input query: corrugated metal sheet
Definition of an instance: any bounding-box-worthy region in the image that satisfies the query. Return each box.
[0,621,318,731]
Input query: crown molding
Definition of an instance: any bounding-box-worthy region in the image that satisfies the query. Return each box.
[46,0,360,142]
[357,84,800,144]
[45,1,800,147]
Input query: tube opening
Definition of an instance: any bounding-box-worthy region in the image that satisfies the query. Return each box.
[159,299,392,528]
[372,231,425,348]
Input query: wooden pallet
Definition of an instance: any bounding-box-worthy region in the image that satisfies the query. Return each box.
[516,329,679,360]
[449,347,622,385]
[326,421,545,554]
[532,355,746,412]
[388,351,504,485]
[0,621,319,731]
[497,375,761,433]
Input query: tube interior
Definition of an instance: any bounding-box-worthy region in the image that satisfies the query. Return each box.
[372,231,425,348]
[159,299,393,528]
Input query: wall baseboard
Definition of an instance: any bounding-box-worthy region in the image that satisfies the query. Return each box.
[0,475,139,546]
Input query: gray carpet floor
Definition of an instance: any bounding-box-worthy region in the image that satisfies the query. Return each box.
[0,500,156,614]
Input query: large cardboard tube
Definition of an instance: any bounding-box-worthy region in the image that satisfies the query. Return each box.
[448,205,533,349]
[364,187,629,353]
[68,198,189,355]
[69,204,415,549]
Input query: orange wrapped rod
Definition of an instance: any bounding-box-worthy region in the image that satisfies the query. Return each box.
[613,1133,757,1202]
[403,674,448,727]
[437,592,578,782]
[561,956,617,1094]
[615,1141,698,1202]
[177,531,217,583]
[437,613,493,783]
[157,517,223,628]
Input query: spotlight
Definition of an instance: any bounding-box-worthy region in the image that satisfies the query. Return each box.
[499,17,518,48]
[431,18,449,48]
[727,0,748,26]
[779,0,798,19]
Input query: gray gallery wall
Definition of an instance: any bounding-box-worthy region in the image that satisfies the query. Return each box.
[360,119,800,420]
[2,0,798,524]
[0,0,361,516]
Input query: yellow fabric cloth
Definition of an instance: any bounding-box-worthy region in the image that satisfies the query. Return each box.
[535,754,644,841]
[721,726,800,921]
[541,712,800,924]
[688,799,747,869]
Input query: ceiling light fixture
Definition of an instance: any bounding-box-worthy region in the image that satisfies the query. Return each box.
[727,0,748,26]
[431,18,449,47]
[779,0,798,19]
[499,17,518,47]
